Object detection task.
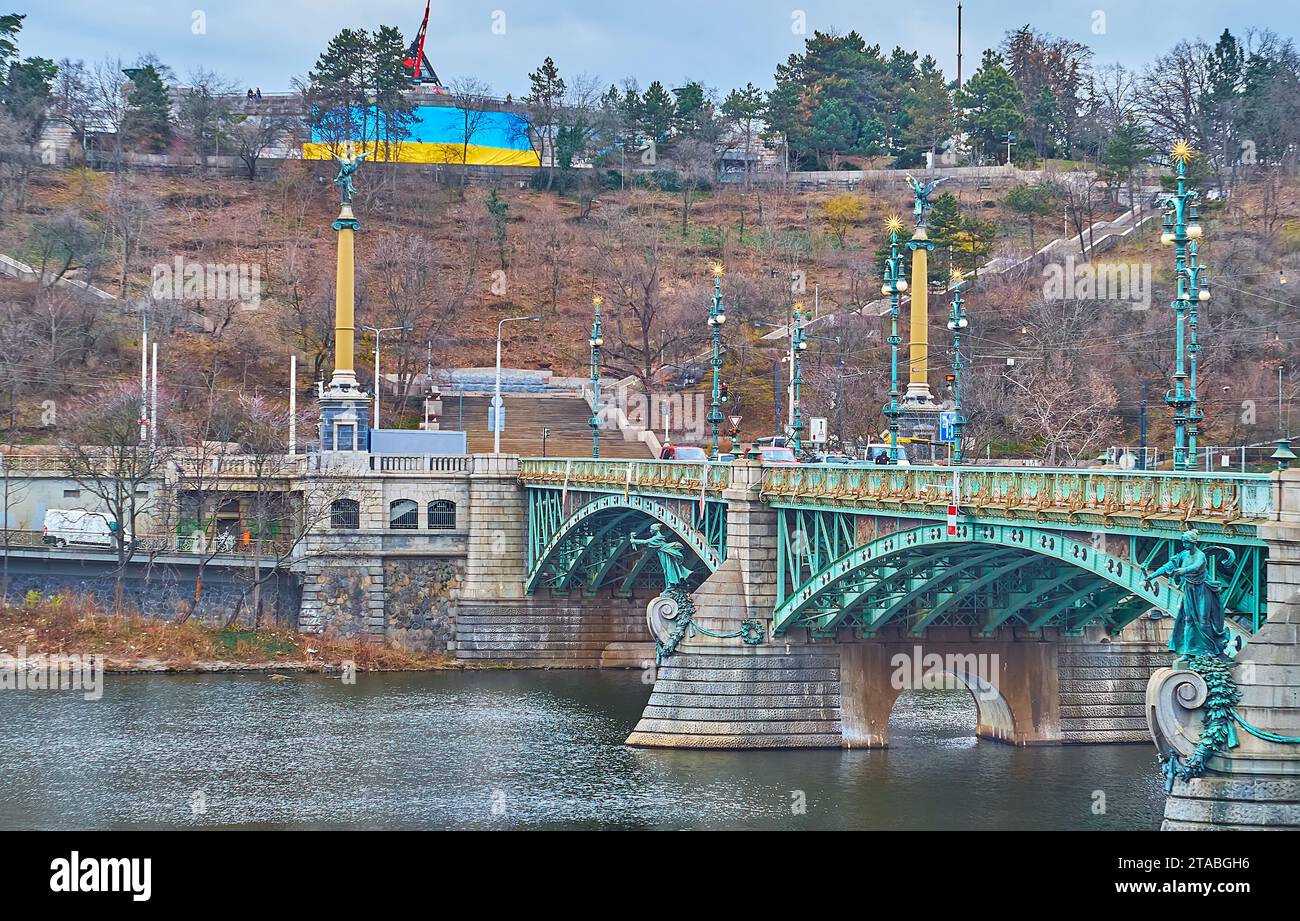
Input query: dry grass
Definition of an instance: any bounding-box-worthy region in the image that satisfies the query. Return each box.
[0,595,458,672]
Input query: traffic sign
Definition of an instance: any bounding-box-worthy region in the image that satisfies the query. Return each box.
[809,417,828,444]
[729,415,742,428]
[947,504,957,536]
[939,411,957,442]
[488,405,505,432]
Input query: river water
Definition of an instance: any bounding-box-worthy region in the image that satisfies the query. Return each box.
[0,670,1164,830]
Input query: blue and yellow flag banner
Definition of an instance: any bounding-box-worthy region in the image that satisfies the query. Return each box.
[305,105,541,168]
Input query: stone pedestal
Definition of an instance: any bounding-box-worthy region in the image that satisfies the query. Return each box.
[1150,471,1300,830]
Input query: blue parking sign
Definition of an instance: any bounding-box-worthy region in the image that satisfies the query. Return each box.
[939,411,957,442]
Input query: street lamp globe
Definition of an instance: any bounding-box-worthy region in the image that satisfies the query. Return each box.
[897,279,908,291]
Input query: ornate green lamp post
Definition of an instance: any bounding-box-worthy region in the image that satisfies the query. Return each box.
[881,215,909,464]
[1184,239,1211,466]
[790,302,808,456]
[707,264,727,458]
[946,268,969,465]
[589,295,603,458]
[1160,140,1204,471]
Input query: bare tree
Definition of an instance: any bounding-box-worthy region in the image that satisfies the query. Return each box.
[229,109,297,180]
[672,137,717,236]
[175,68,239,161]
[56,384,174,613]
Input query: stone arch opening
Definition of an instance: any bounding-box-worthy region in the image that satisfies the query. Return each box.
[840,643,1048,749]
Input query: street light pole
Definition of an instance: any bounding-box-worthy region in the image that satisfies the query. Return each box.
[791,303,807,455]
[707,264,727,458]
[362,324,409,431]
[494,315,541,455]
[946,269,969,465]
[1160,140,1205,471]
[881,215,909,464]
[589,296,603,458]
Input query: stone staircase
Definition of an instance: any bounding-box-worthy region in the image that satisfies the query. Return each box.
[438,393,650,458]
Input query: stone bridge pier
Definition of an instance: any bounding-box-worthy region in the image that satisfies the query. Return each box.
[627,460,1172,750]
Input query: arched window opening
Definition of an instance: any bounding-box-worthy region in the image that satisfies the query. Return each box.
[390,499,418,530]
[330,499,360,530]
[428,499,457,530]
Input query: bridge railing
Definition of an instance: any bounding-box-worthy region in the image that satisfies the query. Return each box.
[2,530,296,558]
[760,464,1274,526]
[519,458,730,499]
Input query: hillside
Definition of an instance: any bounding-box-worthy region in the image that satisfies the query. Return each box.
[3,160,1299,461]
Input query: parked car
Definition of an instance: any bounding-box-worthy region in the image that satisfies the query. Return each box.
[756,445,799,465]
[813,452,854,465]
[659,444,709,462]
[42,509,130,550]
[862,445,912,466]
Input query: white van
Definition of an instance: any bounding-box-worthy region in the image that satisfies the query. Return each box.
[42,509,130,550]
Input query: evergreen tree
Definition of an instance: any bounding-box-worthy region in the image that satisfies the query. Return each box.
[4,55,56,146]
[640,81,674,141]
[721,82,766,185]
[808,98,858,170]
[523,56,566,190]
[1102,119,1154,205]
[122,63,172,153]
[899,55,954,166]
[958,50,1024,162]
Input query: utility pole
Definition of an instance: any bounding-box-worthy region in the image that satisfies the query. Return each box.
[493,316,541,454]
[1139,380,1148,470]
[362,324,410,431]
[288,354,297,456]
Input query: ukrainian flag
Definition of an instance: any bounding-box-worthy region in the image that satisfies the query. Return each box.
[304,105,540,168]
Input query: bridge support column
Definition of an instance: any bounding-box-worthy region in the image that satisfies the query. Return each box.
[627,461,844,748]
[1155,471,1300,830]
[839,637,1059,747]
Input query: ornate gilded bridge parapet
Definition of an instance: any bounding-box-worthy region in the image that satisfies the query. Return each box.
[519,458,730,501]
[759,465,1273,535]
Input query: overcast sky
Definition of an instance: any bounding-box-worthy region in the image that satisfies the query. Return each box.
[16,1,1300,95]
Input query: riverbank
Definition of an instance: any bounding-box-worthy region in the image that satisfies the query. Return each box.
[0,596,460,673]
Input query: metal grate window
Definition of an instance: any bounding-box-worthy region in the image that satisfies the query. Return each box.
[389,499,418,530]
[428,499,457,530]
[330,499,360,530]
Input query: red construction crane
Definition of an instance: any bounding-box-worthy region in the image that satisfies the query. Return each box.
[402,0,443,88]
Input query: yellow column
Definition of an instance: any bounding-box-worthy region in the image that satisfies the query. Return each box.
[332,204,357,384]
[906,228,934,401]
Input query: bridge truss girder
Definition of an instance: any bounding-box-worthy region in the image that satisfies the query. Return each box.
[774,521,1192,638]
[525,490,720,596]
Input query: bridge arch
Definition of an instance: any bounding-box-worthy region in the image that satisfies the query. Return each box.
[525,494,721,596]
[775,523,1183,638]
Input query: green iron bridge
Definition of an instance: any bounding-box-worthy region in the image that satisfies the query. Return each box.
[520,459,1273,643]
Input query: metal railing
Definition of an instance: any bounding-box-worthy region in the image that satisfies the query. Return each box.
[761,464,1274,526]
[519,458,730,499]
[519,459,1275,527]
[1,530,295,558]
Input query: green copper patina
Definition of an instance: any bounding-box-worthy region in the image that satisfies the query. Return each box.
[1143,530,1232,659]
[332,147,370,206]
[630,523,695,592]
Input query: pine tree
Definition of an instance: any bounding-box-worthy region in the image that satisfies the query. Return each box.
[122,63,172,153]
[524,57,566,190]
[640,81,674,141]
[959,50,1025,162]
[808,98,858,170]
